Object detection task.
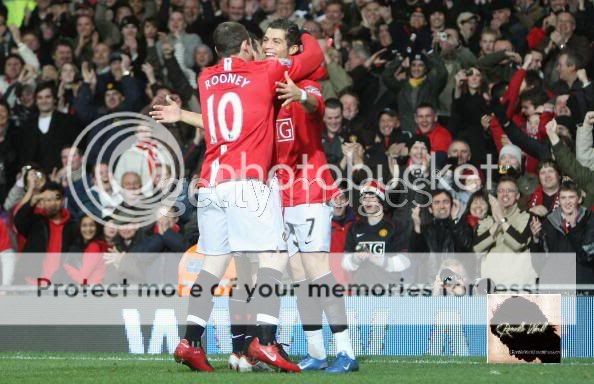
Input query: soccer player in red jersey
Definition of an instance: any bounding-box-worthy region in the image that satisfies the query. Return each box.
[151,21,324,373]
[261,20,358,373]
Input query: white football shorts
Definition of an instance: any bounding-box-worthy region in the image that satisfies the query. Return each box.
[197,179,282,255]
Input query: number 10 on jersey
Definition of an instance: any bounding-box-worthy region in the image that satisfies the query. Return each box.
[206,92,243,144]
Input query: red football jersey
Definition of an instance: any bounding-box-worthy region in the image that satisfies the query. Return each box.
[275,80,337,206]
[197,34,323,187]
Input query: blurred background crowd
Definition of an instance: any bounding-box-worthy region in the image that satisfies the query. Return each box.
[0,0,593,292]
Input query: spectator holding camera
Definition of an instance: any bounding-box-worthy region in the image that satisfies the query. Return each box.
[4,165,46,213]
[13,182,77,284]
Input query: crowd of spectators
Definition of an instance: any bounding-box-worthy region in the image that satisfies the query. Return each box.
[0,0,593,293]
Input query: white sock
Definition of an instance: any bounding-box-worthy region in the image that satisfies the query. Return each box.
[334,330,355,360]
[305,329,326,360]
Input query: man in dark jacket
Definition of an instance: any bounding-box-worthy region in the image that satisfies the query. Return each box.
[111,206,188,284]
[14,182,78,284]
[410,189,475,283]
[530,181,594,290]
[19,82,79,173]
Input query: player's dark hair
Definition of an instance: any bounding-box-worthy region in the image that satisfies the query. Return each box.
[213,22,250,58]
[247,31,261,52]
[267,19,301,48]
[325,98,343,111]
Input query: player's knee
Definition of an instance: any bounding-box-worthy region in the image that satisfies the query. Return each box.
[289,255,306,282]
[302,253,330,280]
[258,251,289,271]
[201,254,232,278]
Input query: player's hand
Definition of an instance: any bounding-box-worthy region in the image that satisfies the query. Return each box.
[150,95,182,123]
[276,71,302,108]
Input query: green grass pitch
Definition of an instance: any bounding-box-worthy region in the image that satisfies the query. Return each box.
[1,353,593,384]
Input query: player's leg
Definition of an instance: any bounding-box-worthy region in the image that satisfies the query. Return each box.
[226,179,300,372]
[175,253,232,372]
[288,253,328,370]
[293,203,358,373]
[301,252,357,373]
[174,187,230,372]
[228,253,247,369]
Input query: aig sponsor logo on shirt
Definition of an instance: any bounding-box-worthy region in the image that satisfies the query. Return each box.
[276,118,295,142]
[359,241,385,255]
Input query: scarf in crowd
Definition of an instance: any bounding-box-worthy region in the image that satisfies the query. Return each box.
[135,140,162,174]
[528,185,560,210]
[408,76,426,88]
[466,214,480,229]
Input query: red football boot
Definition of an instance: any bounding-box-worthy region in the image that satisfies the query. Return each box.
[247,337,301,373]
[174,339,214,372]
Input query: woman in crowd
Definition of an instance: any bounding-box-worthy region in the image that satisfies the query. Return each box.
[59,215,108,284]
